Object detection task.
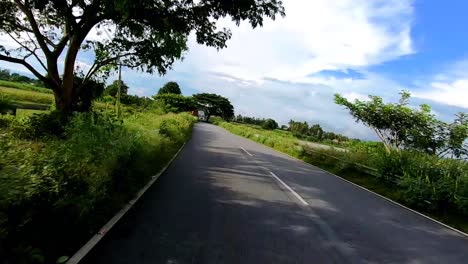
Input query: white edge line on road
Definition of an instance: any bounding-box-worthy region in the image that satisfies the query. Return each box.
[67,142,188,264]
[257,141,468,239]
[269,171,309,206]
[220,126,468,238]
[241,147,253,156]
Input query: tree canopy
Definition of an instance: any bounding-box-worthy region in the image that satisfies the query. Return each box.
[153,93,196,113]
[157,82,181,95]
[193,93,234,121]
[104,80,129,97]
[0,0,285,114]
[262,118,279,130]
[335,91,468,158]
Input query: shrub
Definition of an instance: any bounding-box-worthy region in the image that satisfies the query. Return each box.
[0,110,196,263]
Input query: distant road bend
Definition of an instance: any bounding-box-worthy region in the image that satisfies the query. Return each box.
[83,123,468,264]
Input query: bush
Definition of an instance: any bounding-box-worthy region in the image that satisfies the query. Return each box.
[0,110,196,263]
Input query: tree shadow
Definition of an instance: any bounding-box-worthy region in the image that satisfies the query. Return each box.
[82,123,468,264]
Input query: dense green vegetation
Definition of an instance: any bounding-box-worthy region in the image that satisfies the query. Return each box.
[0,80,198,263]
[335,91,468,158]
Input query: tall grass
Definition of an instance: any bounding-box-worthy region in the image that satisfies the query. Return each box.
[0,80,52,93]
[0,87,54,105]
[0,110,196,263]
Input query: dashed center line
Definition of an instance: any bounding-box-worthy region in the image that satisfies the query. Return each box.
[269,172,309,206]
[240,147,253,156]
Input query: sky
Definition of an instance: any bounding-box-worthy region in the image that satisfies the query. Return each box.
[1,0,468,140]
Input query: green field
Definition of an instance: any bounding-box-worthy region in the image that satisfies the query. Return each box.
[0,80,52,93]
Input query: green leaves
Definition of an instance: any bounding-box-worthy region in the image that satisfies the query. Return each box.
[335,91,467,158]
[192,93,234,121]
[157,82,182,95]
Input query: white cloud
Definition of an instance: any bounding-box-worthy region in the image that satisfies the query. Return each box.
[414,59,468,108]
[175,0,413,85]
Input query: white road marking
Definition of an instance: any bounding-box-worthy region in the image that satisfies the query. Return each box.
[241,147,253,156]
[269,172,309,206]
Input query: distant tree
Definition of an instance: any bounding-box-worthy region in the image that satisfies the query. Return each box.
[153,94,196,113]
[193,93,234,121]
[158,82,182,95]
[309,124,324,140]
[0,1,284,115]
[281,125,288,130]
[0,69,11,80]
[288,120,309,136]
[262,118,279,130]
[104,80,129,98]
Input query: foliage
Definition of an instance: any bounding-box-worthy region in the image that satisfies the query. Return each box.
[120,94,153,108]
[0,110,196,263]
[157,82,181,95]
[193,93,234,121]
[72,76,106,112]
[154,94,197,113]
[262,118,279,130]
[335,91,467,158]
[0,0,284,113]
[235,115,279,129]
[104,80,129,97]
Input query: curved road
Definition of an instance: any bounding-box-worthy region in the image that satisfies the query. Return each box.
[83,123,468,264]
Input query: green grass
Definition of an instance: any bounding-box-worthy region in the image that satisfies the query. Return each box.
[217,121,468,234]
[0,80,52,93]
[0,109,197,263]
[1,86,54,105]
[16,109,48,119]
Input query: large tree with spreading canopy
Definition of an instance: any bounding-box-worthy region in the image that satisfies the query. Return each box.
[0,0,284,114]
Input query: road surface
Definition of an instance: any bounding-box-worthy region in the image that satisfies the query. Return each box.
[82,123,468,264]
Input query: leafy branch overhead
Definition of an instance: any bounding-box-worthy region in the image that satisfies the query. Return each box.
[0,0,285,113]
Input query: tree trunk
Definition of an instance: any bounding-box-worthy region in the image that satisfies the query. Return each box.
[55,34,83,115]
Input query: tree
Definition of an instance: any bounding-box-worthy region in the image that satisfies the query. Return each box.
[158,81,181,95]
[153,93,196,113]
[104,80,129,97]
[0,1,285,115]
[288,120,309,136]
[334,91,467,157]
[262,118,279,130]
[309,124,324,140]
[193,93,234,121]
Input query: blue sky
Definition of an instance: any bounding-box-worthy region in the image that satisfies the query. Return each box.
[1,0,468,140]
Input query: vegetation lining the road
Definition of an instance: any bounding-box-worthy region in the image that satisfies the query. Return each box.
[0,82,199,263]
[213,119,468,234]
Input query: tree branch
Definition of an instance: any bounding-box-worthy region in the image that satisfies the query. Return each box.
[0,54,48,83]
[13,0,52,56]
[7,32,48,72]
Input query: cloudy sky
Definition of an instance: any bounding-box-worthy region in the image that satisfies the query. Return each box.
[2,0,468,140]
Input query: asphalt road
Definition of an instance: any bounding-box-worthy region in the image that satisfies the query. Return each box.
[82,123,468,264]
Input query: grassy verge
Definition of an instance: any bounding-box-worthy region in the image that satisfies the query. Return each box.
[0,110,197,263]
[1,86,54,105]
[0,80,52,93]
[215,120,468,234]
